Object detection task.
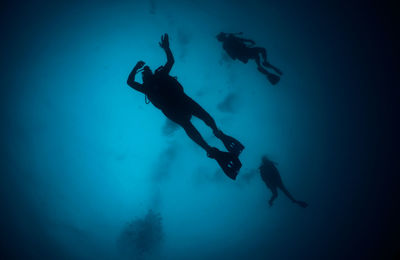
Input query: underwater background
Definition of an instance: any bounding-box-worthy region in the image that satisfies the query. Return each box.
[0,0,398,259]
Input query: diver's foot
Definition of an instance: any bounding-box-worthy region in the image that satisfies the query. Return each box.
[267,73,280,85]
[268,200,274,207]
[207,147,242,180]
[213,130,245,156]
[295,201,308,208]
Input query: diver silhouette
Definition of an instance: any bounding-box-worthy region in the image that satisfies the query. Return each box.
[259,156,308,208]
[216,32,282,85]
[127,34,244,180]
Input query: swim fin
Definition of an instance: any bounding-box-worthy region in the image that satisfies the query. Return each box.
[207,148,242,180]
[267,73,280,85]
[214,130,245,156]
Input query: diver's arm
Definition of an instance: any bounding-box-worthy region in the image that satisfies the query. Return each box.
[241,38,256,45]
[127,61,145,93]
[163,47,174,74]
[159,34,174,74]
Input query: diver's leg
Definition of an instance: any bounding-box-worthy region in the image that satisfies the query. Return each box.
[255,56,280,85]
[180,120,212,153]
[188,98,218,132]
[278,183,308,208]
[276,177,307,207]
[279,184,308,208]
[255,55,269,75]
[254,47,267,63]
[278,183,297,203]
[253,47,282,75]
[187,97,244,155]
[269,186,278,207]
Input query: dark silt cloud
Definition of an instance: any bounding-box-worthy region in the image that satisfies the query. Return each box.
[217,93,238,113]
[176,29,192,60]
[117,209,163,258]
[151,144,178,183]
[162,119,180,136]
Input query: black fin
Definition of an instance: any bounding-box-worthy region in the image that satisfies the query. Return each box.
[208,148,242,180]
[267,73,280,85]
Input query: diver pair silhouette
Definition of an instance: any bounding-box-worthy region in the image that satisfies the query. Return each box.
[259,156,308,208]
[217,32,282,85]
[127,34,244,180]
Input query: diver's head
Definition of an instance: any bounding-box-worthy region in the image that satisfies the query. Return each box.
[141,66,153,83]
[216,32,227,42]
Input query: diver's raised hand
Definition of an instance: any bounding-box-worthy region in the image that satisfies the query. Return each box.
[135,60,145,70]
[160,33,174,72]
[159,33,169,49]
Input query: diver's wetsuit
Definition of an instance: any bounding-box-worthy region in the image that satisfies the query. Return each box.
[260,162,282,189]
[222,34,261,63]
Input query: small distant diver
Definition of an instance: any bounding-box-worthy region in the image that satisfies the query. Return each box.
[216,32,282,85]
[259,156,308,208]
[127,34,244,180]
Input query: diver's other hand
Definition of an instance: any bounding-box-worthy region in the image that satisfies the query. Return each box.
[159,33,169,49]
[135,61,145,69]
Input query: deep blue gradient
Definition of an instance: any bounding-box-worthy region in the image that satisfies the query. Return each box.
[1,0,398,259]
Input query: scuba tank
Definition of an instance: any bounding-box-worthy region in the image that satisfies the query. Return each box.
[144,66,184,109]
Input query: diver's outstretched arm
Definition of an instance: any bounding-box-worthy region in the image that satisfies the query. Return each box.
[279,185,297,203]
[127,61,145,93]
[279,184,308,208]
[159,33,174,74]
[241,38,256,45]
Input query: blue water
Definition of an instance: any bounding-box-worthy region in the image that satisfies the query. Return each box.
[1,0,397,259]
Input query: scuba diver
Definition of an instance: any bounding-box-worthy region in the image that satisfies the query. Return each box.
[259,156,308,208]
[216,32,282,85]
[127,34,244,180]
